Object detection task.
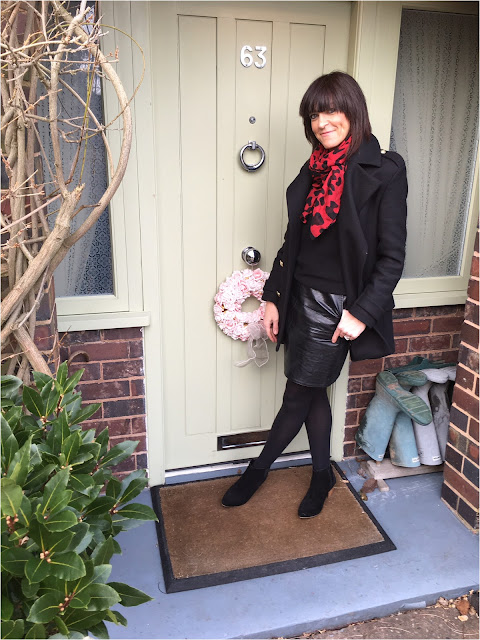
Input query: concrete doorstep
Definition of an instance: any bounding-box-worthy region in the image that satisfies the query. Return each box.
[285,592,480,639]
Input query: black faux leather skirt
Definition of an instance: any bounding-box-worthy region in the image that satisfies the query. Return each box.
[284,280,349,388]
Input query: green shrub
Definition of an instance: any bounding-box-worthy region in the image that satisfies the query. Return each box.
[1,362,157,639]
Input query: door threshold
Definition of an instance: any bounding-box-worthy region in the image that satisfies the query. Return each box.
[164,452,313,485]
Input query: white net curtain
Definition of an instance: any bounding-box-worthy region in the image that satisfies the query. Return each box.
[390,9,479,279]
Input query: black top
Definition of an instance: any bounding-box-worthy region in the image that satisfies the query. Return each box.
[294,218,346,295]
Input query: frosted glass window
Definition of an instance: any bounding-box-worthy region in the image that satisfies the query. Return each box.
[38,6,114,297]
[390,9,479,278]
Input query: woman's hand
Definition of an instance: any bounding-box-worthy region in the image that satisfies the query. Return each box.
[263,301,279,343]
[332,309,366,343]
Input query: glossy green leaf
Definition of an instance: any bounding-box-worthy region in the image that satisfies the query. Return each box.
[68,591,91,609]
[62,431,81,464]
[32,372,53,392]
[53,615,69,636]
[42,509,78,532]
[91,536,114,566]
[1,375,23,398]
[70,403,101,426]
[69,473,94,495]
[4,405,22,432]
[83,496,116,518]
[23,464,55,493]
[62,608,105,631]
[1,478,23,516]
[25,556,50,584]
[27,593,62,624]
[99,440,138,468]
[118,476,148,505]
[105,477,122,500]
[7,435,32,486]
[83,583,120,611]
[29,519,74,555]
[56,362,68,387]
[2,619,25,638]
[25,622,47,639]
[45,384,61,419]
[1,547,33,576]
[63,368,85,395]
[107,581,153,607]
[1,595,13,621]
[21,577,39,599]
[48,551,86,580]
[115,503,158,521]
[68,522,92,554]
[23,386,45,418]
[40,468,69,516]
[1,415,19,472]
[88,620,110,638]
[95,428,109,458]
[17,494,33,527]
[107,609,128,626]
[81,428,96,444]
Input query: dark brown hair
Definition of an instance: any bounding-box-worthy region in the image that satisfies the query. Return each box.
[299,71,371,157]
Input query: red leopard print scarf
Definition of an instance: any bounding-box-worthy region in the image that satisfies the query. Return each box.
[301,136,351,239]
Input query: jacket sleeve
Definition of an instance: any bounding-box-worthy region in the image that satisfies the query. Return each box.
[348,164,408,327]
[262,226,289,304]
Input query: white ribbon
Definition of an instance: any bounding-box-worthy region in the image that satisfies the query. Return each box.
[234,322,269,368]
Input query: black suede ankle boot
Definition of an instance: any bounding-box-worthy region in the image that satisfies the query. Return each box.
[298,464,336,518]
[221,461,269,507]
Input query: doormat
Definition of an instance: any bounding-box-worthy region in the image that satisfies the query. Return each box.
[150,463,395,593]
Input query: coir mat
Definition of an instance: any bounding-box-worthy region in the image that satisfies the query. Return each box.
[150,462,395,593]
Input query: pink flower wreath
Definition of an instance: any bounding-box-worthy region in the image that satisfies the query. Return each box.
[213,268,270,341]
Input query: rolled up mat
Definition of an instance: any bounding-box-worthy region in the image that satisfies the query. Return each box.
[356,371,432,462]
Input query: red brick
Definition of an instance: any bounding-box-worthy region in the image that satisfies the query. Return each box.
[464,299,479,325]
[394,338,409,353]
[450,406,469,432]
[105,419,131,437]
[77,342,129,362]
[384,354,426,369]
[83,403,102,421]
[132,417,147,433]
[349,358,384,376]
[452,333,461,348]
[355,391,375,408]
[428,349,459,365]
[393,319,431,336]
[344,426,357,441]
[471,254,479,278]
[443,464,479,508]
[415,305,464,318]
[468,278,479,302]
[392,308,415,319]
[346,394,357,409]
[135,453,148,469]
[461,321,479,350]
[432,316,464,333]
[343,442,356,457]
[103,397,146,419]
[452,386,478,418]
[79,380,130,401]
[475,230,479,254]
[34,325,56,350]
[348,378,362,393]
[103,360,144,379]
[130,379,145,396]
[468,441,479,464]
[445,443,463,471]
[476,377,479,398]
[456,365,476,392]
[69,362,101,382]
[111,456,136,473]
[128,341,144,358]
[103,327,142,340]
[345,410,358,426]
[60,330,102,346]
[362,375,377,391]
[409,335,451,352]
[458,344,479,372]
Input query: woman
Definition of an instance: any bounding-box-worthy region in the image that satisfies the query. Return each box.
[222,72,407,518]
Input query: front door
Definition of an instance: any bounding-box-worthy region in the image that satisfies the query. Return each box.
[152,1,351,470]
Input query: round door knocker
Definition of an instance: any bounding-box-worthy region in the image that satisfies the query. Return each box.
[239,141,265,172]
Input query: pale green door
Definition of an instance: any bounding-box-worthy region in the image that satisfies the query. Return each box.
[152,2,351,470]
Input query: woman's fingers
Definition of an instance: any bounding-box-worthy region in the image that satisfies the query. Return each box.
[264,302,279,343]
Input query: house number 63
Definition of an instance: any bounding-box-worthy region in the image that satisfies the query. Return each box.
[240,45,267,69]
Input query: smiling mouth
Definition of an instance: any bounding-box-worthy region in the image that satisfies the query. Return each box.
[321,130,335,135]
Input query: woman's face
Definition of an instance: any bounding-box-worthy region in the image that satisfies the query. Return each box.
[310,110,350,149]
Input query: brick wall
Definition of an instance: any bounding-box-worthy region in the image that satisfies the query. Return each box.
[441,231,479,532]
[59,328,147,480]
[344,304,464,458]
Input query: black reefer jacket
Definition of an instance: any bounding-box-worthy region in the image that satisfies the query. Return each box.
[262,134,408,362]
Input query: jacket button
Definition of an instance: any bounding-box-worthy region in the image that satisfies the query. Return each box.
[276,291,281,297]
[279,260,284,267]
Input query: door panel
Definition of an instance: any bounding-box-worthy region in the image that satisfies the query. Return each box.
[154,2,351,470]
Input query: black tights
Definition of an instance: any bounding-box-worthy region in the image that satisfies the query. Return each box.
[253,379,332,471]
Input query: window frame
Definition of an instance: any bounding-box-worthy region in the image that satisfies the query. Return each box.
[56,2,152,331]
[349,0,479,309]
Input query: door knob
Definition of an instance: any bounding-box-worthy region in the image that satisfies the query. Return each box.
[242,247,261,266]
[239,141,265,172]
